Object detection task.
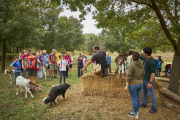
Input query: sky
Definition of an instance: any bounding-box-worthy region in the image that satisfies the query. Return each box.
[59,6,102,35]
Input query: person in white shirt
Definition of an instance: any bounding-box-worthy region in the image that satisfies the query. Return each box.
[57,54,70,85]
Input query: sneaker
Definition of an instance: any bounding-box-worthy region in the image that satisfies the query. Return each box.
[54,76,58,79]
[130,110,139,116]
[127,113,138,119]
[51,76,54,79]
[148,107,158,113]
[140,103,147,108]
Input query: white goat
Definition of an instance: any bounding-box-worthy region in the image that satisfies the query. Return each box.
[44,64,49,79]
[16,76,42,98]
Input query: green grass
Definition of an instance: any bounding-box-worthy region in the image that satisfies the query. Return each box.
[0,58,95,120]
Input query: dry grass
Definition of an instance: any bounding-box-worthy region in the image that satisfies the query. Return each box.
[41,82,180,120]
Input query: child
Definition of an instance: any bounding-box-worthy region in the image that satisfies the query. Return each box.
[10,56,21,85]
[57,54,70,85]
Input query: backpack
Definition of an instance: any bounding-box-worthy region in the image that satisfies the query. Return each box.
[26,56,38,71]
[143,57,157,69]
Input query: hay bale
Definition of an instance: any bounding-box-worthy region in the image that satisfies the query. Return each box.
[81,73,127,98]
[81,73,164,102]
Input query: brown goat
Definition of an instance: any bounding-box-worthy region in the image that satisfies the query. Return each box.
[114,50,134,78]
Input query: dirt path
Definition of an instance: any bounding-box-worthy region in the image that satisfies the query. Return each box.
[42,84,180,120]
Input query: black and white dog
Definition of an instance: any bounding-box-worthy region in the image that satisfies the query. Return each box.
[43,83,71,106]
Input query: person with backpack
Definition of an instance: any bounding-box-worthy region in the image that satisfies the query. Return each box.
[57,54,70,85]
[26,51,42,91]
[47,49,57,79]
[130,47,158,113]
[22,48,31,77]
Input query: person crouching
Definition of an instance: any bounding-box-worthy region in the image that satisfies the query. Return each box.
[124,52,144,119]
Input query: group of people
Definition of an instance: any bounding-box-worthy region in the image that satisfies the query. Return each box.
[10,49,74,88]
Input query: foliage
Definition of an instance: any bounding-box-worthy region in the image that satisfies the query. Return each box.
[60,0,180,94]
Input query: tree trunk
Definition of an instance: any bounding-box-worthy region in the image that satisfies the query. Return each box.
[1,40,6,73]
[168,53,180,94]
[16,47,19,53]
[159,87,180,104]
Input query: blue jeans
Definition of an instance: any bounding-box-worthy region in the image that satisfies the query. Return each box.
[142,81,157,109]
[129,84,143,114]
[59,71,66,85]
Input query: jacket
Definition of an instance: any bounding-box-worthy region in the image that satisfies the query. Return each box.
[126,61,144,86]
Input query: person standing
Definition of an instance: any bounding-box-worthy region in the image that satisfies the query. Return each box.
[18,52,23,74]
[77,53,83,78]
[82,53,88,74]
[69,53,73,76]
[131,47,158,113]
[57,55,70,85]
[38,50,44,81]
[43,50,50,77]
[82,45,108,78]
[124,52,144,119]
[156,56,164,77]
[22,48,31,77]
[55,50,61,76]
[26,51,42,91]
[10,56,21,85]
[65,52,71,78]
[106,52,111,73]
[47,49,57,79]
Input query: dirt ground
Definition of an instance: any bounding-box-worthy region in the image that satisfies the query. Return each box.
[41,82,180,120]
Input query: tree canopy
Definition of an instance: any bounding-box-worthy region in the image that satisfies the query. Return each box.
[61,0,180,94]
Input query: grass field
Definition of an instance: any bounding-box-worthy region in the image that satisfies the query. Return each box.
[0,53,177,120]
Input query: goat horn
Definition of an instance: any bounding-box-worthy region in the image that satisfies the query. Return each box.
[43,97,47,102]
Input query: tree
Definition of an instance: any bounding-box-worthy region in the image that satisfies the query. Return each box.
[56,16,85,52]
[0,0,43,72]
[61,0,180,94]
[85,34,100,54]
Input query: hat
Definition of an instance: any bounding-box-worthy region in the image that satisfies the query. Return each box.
[27,48,31,51]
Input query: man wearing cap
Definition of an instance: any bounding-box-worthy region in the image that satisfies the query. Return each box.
[22,48,31,77]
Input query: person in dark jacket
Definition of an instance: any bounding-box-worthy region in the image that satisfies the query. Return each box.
[82,45,108,78]
[77,53,83,78]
